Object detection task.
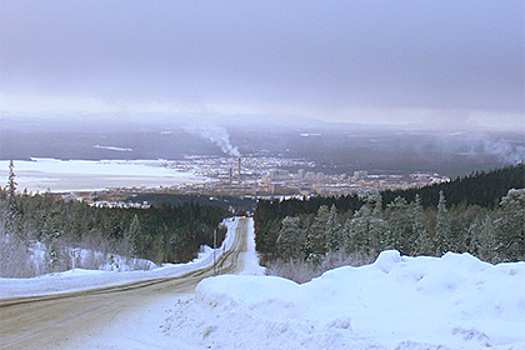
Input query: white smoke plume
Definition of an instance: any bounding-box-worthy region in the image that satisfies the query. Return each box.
[447,136,525,164]
[483,139,524,164]
[184,125,240,157]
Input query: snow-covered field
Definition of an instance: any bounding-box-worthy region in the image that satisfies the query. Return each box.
[0,158,203,192]
[3,218,524,350]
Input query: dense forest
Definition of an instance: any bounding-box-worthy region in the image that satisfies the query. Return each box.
[0,165,229,277]
[382,164,525,209]
[255,164,524,281]
[131,193,255,213]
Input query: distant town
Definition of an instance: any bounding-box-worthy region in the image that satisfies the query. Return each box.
[59,156,450,208]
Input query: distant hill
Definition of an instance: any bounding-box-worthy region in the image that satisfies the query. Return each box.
[1,112,523,177]
[382,163,524,208]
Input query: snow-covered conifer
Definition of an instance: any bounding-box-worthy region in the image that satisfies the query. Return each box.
[348,202,371,253]
[386,196,412,254]
[306,205,330,259]
[325,205,343,253]
[495,188,525,261]
[277,216,305,260]
[412,195,432,256]
[127,214,142,256]
[434,191,451,256]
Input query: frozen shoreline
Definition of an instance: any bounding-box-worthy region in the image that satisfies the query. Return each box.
[0,158,205,192]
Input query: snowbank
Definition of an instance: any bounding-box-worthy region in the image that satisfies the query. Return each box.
[185,250,525,350]
[0,218,240,298]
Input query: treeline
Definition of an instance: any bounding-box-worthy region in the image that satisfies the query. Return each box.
[382,163,525,209]
[1,184,229,277]
[255,164,525,270]
[254,195,362,255]
[132,193,256,212]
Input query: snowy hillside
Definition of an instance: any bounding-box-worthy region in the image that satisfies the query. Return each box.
[169,250,525,350]
[29,241,157,272]
[0,218,239,298]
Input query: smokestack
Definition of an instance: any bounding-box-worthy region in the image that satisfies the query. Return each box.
[229,167,232,187]
[238,157,241,184]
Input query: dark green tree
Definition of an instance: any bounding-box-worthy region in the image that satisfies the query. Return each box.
[306,205,330,258]
[325,205,343,252]
[277,216,305,260]
[496,189,525,261]
[412,195,432,256]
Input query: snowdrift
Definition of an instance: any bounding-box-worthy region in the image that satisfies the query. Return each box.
[193,250,525,350]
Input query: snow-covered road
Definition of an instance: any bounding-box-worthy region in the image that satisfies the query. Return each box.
[0,217,259,350]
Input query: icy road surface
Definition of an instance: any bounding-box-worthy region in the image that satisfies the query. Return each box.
[0,217,259,349]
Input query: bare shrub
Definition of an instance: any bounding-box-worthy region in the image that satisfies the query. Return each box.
[266,250,375,284]
[0,204,37,277]
[0,232,35,278]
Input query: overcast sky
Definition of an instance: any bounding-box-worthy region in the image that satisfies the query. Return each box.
[0,1,523,129]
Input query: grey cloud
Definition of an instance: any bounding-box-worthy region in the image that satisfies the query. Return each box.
[0,0,523,119]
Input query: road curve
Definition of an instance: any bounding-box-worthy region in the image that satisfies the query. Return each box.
[0,218,249,350]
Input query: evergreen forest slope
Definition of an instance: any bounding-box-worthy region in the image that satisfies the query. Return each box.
[255,164,524,281]
[0,187,229,277]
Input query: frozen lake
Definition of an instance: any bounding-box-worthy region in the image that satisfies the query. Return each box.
[0,158,204,192]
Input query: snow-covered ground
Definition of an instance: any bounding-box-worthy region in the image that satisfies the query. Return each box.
[74,220,525,350]
[3,218,525,349]
[184,251,525,350]
[0,218,239,298]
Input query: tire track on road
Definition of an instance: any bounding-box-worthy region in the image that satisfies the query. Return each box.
[0,218,249,350]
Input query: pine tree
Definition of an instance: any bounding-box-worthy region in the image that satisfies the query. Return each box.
[368,217,388,255]
[342,216,353,253]
[368,192,382,217]
[386,196,412,254]
[277,216,305,260]
[325,205,343,252]
[412,195,432,256]
[448,205,470,253]
[468,215,498,263]
[434,191,451,256]
[367,194,388,254]
[45,230,65,272]
[306,205,330,259]
[127,214,141,256]
[5,160,20,235]
[495,188,525,261]
[478,216,498,263]
[7,160,16,205]
[348,202,371,253]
